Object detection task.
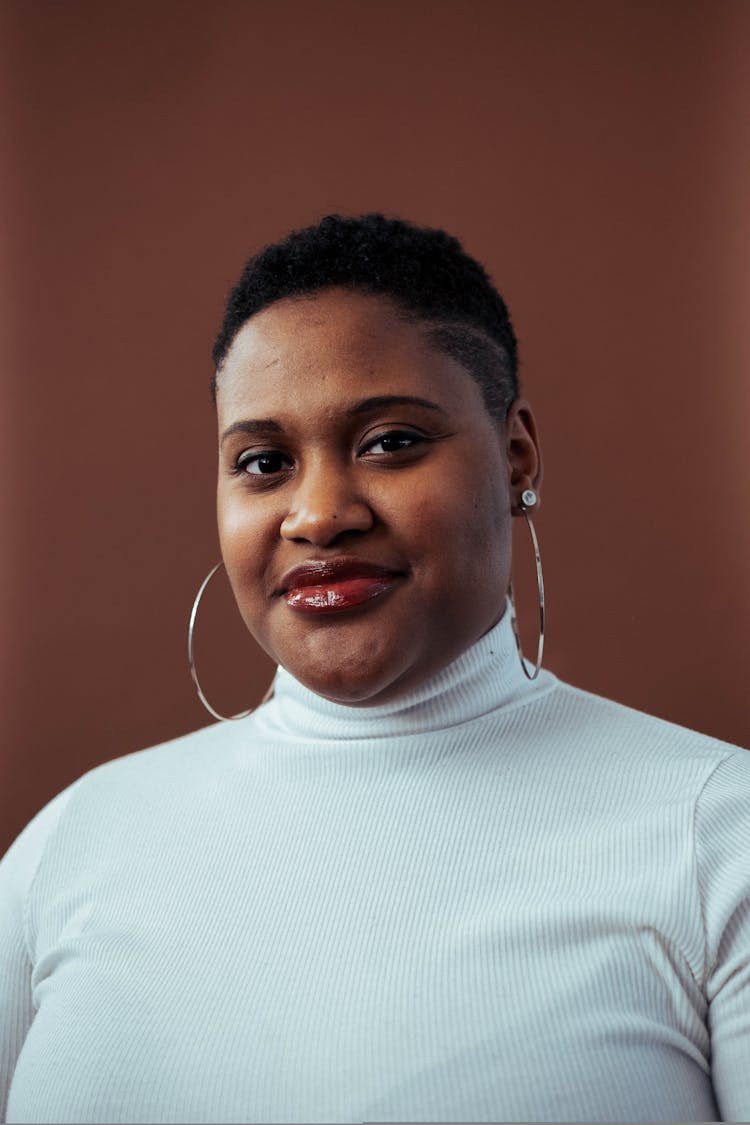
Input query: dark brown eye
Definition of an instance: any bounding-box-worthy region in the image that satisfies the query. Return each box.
[363,431,423,455]
[236,451,291,475]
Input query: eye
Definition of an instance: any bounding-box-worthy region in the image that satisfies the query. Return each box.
[360,430,426,456]
[235,450,292,476]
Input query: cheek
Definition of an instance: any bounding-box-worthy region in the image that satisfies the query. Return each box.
[395,478,509,584]
[217,493,275,594]
[217,493,249,564]
[454,485,511,588]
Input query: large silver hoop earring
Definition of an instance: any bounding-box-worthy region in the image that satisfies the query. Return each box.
[507,488,545,680]
[188,561,275,722]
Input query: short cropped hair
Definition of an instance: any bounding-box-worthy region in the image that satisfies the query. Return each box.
[211,213,519,420]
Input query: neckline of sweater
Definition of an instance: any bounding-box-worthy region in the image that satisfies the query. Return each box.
[255,599,558,741]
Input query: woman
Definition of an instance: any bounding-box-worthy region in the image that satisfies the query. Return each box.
[1,214,748,1123]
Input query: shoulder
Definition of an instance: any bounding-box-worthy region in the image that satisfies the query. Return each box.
[692,751,750,925]
[529,677,748,797]
[0,786,77,908]
[0,715,258,889]
[68,711,260,792]
[548,677,745,756]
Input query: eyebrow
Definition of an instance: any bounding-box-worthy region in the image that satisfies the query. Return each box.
[220,395,445,446]
[346,395,444,417]
[220,419,283,445]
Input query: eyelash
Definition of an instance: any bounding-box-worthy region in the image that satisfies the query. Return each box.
[232,430,428,477]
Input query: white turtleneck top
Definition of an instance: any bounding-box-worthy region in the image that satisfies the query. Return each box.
[1,608,749,1123]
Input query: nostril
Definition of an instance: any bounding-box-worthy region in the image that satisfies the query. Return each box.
[280,496,374,546]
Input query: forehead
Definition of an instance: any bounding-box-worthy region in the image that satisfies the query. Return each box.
[216,288,486,421]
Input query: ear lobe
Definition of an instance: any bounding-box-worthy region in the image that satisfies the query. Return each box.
[505,398,543,512]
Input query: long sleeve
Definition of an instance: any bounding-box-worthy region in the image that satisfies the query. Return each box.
[695,750,750,1122]
[0,788,74,1121]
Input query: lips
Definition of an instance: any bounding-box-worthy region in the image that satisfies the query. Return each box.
[277,558,403,614]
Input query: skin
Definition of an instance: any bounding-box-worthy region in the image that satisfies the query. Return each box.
[216,287,542,706]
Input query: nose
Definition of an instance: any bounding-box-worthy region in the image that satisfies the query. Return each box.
[280,459,374,546]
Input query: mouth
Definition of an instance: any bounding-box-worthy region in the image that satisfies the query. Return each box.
[277,558,404,615]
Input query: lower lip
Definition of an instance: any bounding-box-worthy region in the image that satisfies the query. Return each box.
[283,577,399,614]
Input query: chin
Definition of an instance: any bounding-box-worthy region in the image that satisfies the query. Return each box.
[263,612,415,706]
[295,664,403,707]
[281,641,411,707]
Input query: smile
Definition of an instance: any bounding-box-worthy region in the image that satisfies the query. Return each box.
[284,576,399,614]
[278,558,403,615]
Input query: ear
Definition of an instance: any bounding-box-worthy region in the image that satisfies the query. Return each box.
[504,398,543,513]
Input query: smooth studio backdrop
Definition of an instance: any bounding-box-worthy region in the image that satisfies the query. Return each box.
[1,0,749,855]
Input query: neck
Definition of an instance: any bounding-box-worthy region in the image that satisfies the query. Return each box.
[254,600,556,741]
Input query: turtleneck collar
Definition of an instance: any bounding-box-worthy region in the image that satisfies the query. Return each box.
[254,599,557,741]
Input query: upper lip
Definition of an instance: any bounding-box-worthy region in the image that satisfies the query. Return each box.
[276,557,403,595]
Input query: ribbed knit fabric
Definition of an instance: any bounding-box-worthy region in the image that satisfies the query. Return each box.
[2,608,749,1123]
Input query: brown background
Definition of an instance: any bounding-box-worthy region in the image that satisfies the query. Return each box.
[1,0,748,857]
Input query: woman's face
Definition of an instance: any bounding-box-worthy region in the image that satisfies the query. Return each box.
[216,287,541,705]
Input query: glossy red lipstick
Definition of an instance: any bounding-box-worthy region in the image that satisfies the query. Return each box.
[278,559,402,615]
